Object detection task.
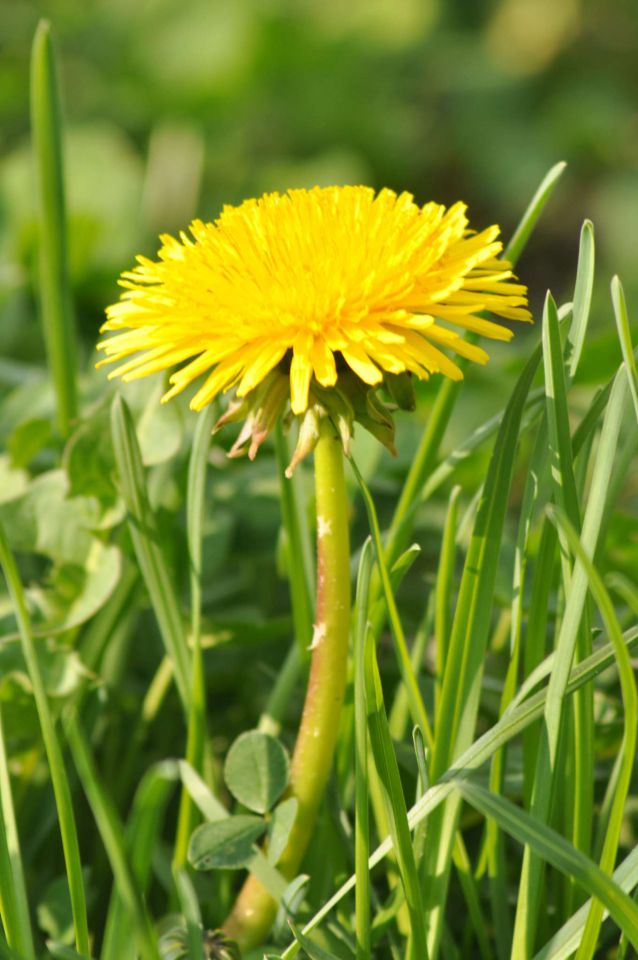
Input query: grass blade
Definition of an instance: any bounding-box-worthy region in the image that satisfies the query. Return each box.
[503,161,567,265]
[419,390,544,506]
[542,290,593,902]
[547,507,637,960]
[173,867,206,960]
[534,848,638,960]
[485,412,548,960]
[423,343,541,957]
[512,364,628,956]
[0,706,35,959]
[0,521,90,955]
[434,486,460,715]
[277,625,638,959]
[102,762,178,960]
[275,422,315,655]
[0,939,21,960]
[64,715,160,960]
[353,539,374,960]
[373,161,565,617]
[363,621,428,959]
[611,277,638,422]
[30,20,77,436]
[110,393,191,708]
[458,781,638,953]
[350,456,431,741]
[566,221,595,380]
[351,459,486,951]
[174,405,216,868]
[258,424,316,736]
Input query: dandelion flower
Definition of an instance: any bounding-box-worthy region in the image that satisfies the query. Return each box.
[98,186,530,462]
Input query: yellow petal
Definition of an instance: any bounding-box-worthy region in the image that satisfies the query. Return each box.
[341,344,383,385]
[290,351,313,414]
[310,339,337,387]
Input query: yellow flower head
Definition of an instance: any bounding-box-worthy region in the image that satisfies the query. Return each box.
[98,186,530,459]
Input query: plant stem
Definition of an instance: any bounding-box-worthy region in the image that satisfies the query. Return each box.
[223,420,351,951]
[30,20,78,436]
[0,521,90,955]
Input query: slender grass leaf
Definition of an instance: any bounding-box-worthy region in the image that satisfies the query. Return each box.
[350,465,491,953]
[275,423,314,657]
[388,592,433,742]
[458,781,638,953]
[363,626,428,960]
[423,343,541,957]
[567,221,595,380]
[0,706,35,959]
[0,940,21,960]
[102,761,178,960]
[259,423,316,737]
[110,393,191,708]
[277,626,638,960]
[172,867,205,960]
[370,161,564,624]
[46,947,97,960]
[434,486,460,714]
[420,391,544,505]
[350,456,431,741]
[353,539,373,960]
[288,923,344,960]
[512,365,628,957]
[179,761,228,822]
[174,405,215,868]
[486,407,548,960]
[0,521,90,956]
[534,847,638,960]
[611,277,638,422]
[503,161,567,265]
[30,20,77,436]
[64,715,159,960]
[548,508,637,960]
[542,289,593,906]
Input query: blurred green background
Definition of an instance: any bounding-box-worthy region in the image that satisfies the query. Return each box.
[1,0,637,371]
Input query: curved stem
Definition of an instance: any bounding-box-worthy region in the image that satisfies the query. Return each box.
[223,420,351,951]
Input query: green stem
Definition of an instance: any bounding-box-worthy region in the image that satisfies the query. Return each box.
[223,420,351,951]
[0,705,35,959]
[0,521,90,955]
[173,405,215,869]
[30,20,77,436]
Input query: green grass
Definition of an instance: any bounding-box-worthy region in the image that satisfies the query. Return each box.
[0,18,637,960]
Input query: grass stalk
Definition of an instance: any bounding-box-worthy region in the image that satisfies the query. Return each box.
[0,521,90,955]
[110,393,191,709]
[174,405,216,869]
[0,706,35,959]
[30,20,77,436]
[64,715,160,960]
[511,365,628,957]
[353,539,374,960]
[278,625,638,958]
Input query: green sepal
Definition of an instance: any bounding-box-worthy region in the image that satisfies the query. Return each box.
[384,371,416,411]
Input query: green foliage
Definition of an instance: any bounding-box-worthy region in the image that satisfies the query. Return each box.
[188,818,267,872]
[224,731,290,815]
[1,11,638,960]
